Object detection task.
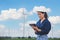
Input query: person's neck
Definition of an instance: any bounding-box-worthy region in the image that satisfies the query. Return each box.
[41,18,45,22]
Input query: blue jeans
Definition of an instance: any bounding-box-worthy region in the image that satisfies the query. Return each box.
[36,35,48,40]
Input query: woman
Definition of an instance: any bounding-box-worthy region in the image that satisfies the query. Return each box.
[32,11,51,40]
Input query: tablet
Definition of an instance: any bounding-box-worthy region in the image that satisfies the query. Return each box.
[29,24,37,26]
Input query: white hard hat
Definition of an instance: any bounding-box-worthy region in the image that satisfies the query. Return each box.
[36,6,50,13]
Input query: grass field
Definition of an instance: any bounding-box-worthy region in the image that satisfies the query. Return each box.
[0,37,60,40]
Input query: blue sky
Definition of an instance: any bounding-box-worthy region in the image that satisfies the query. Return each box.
[0,0,60,37]
[0,0,60,15]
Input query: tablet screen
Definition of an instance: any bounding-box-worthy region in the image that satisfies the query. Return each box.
[29,24,36,26]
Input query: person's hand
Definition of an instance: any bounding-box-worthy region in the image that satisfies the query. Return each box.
[32,26,37,30]
[32,26,41,32]
[32,26,37,33]
[33,26,38,30]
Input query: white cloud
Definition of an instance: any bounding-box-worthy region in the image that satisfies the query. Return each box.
[48,16,60,24]
[19,21,37,28]
[26,21,37,24]
[0,20,37,37]
[0,25,5,32]
[0,24,23,37]
[48,30,60,38]
[0,8,28,21]
[48,16,60,38]
[0,6,51,21]
[0,19,60,38]
[33,6,51,13]
[19,21,37,37]
[0,25,5,29]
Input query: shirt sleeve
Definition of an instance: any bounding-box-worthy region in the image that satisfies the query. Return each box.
[38,21,51,35]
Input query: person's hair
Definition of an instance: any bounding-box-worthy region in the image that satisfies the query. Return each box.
[41,12,48,19]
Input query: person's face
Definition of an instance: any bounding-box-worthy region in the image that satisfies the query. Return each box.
[37,12,45,19]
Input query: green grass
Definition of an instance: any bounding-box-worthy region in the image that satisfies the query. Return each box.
[0,37,60,40]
